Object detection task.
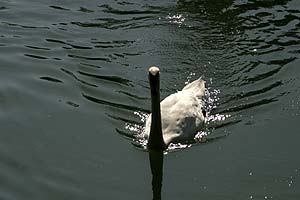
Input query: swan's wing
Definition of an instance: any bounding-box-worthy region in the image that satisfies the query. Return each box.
[143,94,178,142]
[160,90,205,144]
[182,78,205,98]
[145,78,205,145]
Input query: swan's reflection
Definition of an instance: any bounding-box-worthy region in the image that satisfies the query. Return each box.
[149,150,164,200]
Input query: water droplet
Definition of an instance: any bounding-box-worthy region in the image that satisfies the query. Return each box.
[166,14,186,26]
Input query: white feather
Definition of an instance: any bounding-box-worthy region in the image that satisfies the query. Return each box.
[145,78,205,145]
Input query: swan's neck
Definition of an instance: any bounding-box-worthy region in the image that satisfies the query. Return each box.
[148,73,166,151]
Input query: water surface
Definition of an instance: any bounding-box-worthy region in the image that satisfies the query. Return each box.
[1,0,300,199]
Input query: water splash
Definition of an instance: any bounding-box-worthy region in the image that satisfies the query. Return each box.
[194,131,208,142]
[204,79,231,120]
[165,14,186,27]
[185,72,196,85]
[125,111,148,133]
[167,143,192,152]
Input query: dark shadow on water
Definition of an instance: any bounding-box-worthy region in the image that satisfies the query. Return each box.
[149,150,164,200]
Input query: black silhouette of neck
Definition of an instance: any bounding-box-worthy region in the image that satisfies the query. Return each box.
[149,150,164,200]
[147,67,167,151]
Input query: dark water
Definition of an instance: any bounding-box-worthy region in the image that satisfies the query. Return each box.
[1,0,300,199]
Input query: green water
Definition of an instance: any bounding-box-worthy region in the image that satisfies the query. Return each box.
[0,0,300,199]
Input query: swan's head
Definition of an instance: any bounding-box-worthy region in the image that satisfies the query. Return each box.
[149,66,160,76]
[148,66,160,96]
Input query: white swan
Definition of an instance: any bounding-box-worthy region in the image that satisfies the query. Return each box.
[145,66,206,150]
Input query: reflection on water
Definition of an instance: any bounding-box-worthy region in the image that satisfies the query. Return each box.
[149,150,164,200]
[1,0,300,199]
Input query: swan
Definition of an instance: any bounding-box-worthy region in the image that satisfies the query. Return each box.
[145,66,206,150]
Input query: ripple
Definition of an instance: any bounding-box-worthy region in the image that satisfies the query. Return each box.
[115,128,136,140]
[244,67,281,85]
[24,54,48,60]
[117,90,148,100]
[99,4,161,15]
[66,101,79,108]
[77,71,132,86]
[25,45,51,51]
[256,46,284,55]
[79,62,101,69]
[267,57,297,66]
[0,152,28,173]
[46,39,92,50]
[82,93,147,112]
[0,6,8,11]
[49,5,70,11]
[220,97,279,114]
[224,81,282,103]
[61,68,97,87]
[2,22,49,29]
[40,76,63,84]
[91,40,135,48]
[68,54,111,62]
[270,13,300,27]
[78,7,94,13]
[71,15,156,30]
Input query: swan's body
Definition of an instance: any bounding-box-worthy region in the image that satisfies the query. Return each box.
[145,67,205,150]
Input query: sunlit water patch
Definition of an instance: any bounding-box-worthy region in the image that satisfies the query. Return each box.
[165,13,186,27]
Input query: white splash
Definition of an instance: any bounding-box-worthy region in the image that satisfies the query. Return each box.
[125,111,148,134]
[166,14,186,26]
